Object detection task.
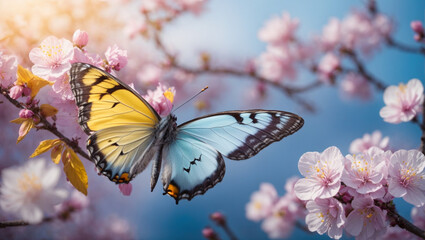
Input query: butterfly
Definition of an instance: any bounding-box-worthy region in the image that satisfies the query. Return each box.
[69,62,304,203]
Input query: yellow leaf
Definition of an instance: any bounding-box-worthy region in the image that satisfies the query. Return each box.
[17,118,34,144]
[29,139,62,158]
[63,148,88,195]
[40,104,58,118]
[51,143,64,164]
[16,65,53,98]
[10,117,26,124]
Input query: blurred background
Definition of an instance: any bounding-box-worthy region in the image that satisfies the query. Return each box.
[0,0,424,239]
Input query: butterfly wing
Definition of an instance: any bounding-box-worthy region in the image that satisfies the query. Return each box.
[162,110,303,203]
[178,110,304,160]
[70,63,160,182]
[162,131,225,204]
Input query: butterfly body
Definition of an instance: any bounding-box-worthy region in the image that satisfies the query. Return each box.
[70,63,304,203]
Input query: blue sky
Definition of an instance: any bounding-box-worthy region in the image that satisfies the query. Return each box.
[109,1,425,239]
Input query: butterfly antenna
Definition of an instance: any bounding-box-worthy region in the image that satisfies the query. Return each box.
[172,86,208,113]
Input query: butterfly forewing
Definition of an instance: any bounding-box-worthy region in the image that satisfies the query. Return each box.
[70,63,160,134]
[178,110,304,160]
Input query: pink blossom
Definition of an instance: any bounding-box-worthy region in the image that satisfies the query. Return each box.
[320,18,341,51]
[72,47,103,68]
[56,189,89,215]
[349,130,389,154]
[19,109,34,119]
[202,227,218,240]
[105,44,128,71]
[143,84,175,116]
[257,46,297,82]
[378,226,416,240]
[118,183,132,196]
[340,72,371,100]
[124,19,148,39]
[340,11,391,54]
[342,147,387,195]
[175,0,207,15]
[246,183,278,221]
[317,53,340,84]
[29,36,74,79]
[305,198,345,239]
[379,79,424,124]
[52,74,74,101]
[210,212,226,226]
[9,85,24,99]
[0,51,18,88]
[388,149,425,206]
[411,21,424,41]
[141,0,167,12]
[137,63,163,86]
[72,29,89,48]
[258,12,299,46]
[261,196,296,239]
[294,146,344,201]
[345,196,387,239]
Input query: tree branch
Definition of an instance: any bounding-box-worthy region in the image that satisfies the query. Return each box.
[387,209,425,239]
[0,89,92,162]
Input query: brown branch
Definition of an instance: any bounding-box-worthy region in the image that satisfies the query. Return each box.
[386,38,425,55]
[0,217,53,228]
[387,209,425,239]
[421,104,425,155]
[343,50,387,91]
[150,27,319,112]
[0,89,92,162]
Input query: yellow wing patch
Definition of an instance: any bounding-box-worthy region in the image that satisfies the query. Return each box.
[70,63,159,134]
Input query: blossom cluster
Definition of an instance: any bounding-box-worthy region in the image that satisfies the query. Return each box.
[293,146,425,239]
[245,178,306,239]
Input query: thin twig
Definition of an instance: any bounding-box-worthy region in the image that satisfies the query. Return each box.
[0,217,53,228]
[343,50,387,91]
[386,38,425,55]
[421,104,425,155]
[0,89,92,162]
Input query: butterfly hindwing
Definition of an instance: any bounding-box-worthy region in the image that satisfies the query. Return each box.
[162,131,225,203]
[178,110,304,160]
[70,63,160,182]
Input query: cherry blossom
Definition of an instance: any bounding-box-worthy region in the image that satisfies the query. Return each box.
[143,83,175,116]
[261,196,297,239]
[340,72,371,100]
[0,51,18,88]
[104,44,128,72]
[411,21,425,41]
[388,149,425,206]
[258,12,299,46]
[72,29,89,48]
[257,46,297,82]
[294,146,344,201]
[380,79,424,124]
[119,183,133,196]
[317,53,340,84]
[0,158,68,224]
[345,196,387,239]
[305,198,345,239]
[349,130,389,154]
[342,147,387,195]
[246,183,278,221]
[29,36,74,79]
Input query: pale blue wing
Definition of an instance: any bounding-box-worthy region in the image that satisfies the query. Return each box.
[178,110,304,160]
[162,131,225,203]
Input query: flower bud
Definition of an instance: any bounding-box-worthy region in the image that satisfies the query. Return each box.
[202,227,219,240]
[19,109,34,119]
[119,183,133,196]
[73,29,89,48]
[210,212,226,226]
[9,85,23,99]
[411,21,424,34]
